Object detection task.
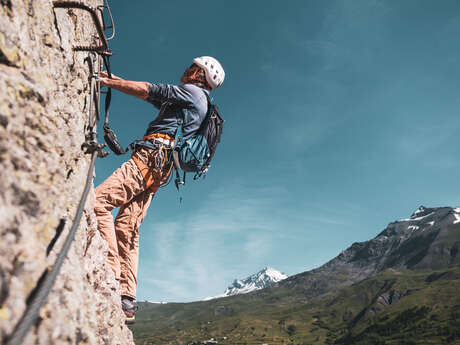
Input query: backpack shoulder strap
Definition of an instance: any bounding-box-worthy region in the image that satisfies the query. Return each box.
[174,105,185,148]
[204,90,213,114]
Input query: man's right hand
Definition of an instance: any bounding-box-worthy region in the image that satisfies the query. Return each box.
[100,71,122,86]
[97,71,150,100]
[100,70,121,80]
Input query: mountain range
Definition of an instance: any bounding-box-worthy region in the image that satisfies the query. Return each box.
[203,267,288,301]
[131,206,460,345]
[277,205,460,301]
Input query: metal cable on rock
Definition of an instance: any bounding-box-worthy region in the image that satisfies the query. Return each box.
[5,2,117,343]
[5,151,98,345]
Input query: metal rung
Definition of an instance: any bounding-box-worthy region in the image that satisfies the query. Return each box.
[53,1,109,50]
[98,0,115,40]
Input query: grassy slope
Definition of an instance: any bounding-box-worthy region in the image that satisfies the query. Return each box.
[131,266,460,345]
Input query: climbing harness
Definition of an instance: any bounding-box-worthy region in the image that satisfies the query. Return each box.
[4,2,115,345]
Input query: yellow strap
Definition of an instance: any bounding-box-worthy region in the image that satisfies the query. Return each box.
[142,132,174,141]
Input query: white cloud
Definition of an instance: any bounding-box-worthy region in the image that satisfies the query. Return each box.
[137,182,290,301]
[135,181,361,302]
[397,123,457,157]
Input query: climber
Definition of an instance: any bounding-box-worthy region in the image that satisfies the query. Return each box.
[94,56,225,324]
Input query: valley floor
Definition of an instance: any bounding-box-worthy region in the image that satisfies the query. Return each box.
[130,266,460,345]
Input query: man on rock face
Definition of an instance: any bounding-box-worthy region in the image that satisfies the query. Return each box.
[94,56,225,323]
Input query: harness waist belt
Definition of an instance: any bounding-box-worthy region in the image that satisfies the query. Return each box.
[150,137,174,148]
[141,133,175,148]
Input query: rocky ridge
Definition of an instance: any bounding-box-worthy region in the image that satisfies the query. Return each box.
[276,205,460,300]
[0,1,133,344]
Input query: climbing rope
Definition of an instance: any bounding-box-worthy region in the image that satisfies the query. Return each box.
[4,2,114,344]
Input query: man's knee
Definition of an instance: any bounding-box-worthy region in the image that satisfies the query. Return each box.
[114,212,135,230]
[94,191,113,215]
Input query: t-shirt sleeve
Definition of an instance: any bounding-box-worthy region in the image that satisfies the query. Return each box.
[146,83,194,107]
[146,84,162,109]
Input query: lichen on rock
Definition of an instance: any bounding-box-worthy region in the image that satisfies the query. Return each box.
[0,1,134,344]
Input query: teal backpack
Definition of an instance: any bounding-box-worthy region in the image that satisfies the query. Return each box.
[172,93,224,189]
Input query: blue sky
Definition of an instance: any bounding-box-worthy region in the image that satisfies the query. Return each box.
[94,0,460,302]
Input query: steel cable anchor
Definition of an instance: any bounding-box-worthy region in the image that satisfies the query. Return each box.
[81,133,108,158]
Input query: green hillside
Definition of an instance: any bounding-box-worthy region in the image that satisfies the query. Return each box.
[130,266,460,345]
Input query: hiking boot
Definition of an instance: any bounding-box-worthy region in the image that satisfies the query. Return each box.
[121,296,137,324]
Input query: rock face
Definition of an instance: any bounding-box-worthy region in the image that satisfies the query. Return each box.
[0,1,133,344]
[279,206,460,300]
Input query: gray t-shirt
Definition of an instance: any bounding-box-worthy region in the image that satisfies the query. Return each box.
[145,83,209,140]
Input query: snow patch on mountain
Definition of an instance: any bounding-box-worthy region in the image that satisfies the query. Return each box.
[203,267,288,301]
[453,214,460,224]
[452,208,460,224]
[412,206,426,217]
[399,206,436,222]
[401,213,434,222]
[141,300,168,304]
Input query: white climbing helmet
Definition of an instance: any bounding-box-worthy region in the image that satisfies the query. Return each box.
[193,56,225,90]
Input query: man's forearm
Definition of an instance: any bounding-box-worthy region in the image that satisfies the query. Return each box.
[103,78,150,100]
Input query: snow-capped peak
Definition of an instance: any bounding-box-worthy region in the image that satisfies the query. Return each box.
[412,205,426,217]
[409,205,437,219]
[203,267,288,301]
[398,206,435,222]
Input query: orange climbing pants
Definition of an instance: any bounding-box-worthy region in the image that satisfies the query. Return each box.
[94,144,173,299]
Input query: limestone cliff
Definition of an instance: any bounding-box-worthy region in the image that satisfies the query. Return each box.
[0,1,134,344]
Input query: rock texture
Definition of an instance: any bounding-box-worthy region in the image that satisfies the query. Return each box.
[0,1,133,344]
